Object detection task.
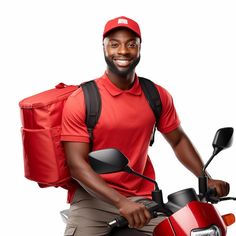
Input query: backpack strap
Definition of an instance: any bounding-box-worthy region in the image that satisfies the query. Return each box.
[81,81,101,145]
[139,77,162,146]
[81,78,161,147]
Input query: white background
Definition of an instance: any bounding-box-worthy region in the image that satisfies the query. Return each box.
[1,0,236,235]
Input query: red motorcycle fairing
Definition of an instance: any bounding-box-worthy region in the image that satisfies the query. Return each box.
[154,201,227,236]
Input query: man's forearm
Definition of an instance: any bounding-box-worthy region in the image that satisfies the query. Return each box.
[172,133,206,177]
[70,160,127,208]
[164,127,206,177]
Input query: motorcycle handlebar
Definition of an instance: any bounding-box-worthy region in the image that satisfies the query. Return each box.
[201,187,236,203]
[108,195,236,229]
[108,200,159,228]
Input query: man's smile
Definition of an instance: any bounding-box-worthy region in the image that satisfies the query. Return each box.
[113,58,132,67]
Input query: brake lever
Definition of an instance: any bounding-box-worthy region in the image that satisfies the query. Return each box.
[206,188,236,203]
[218,197,236,201]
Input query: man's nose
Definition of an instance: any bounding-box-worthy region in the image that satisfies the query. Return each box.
[118,44,129,54]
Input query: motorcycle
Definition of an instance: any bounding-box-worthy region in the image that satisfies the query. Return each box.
[87,127,235,235]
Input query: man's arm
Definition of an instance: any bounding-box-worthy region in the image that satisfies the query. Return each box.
[163,126,230,197]
[63,141,151,228]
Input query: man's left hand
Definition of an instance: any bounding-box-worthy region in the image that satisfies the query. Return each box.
[208,179,230,197]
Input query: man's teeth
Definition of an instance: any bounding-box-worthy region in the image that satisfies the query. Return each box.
[115,59,130,66]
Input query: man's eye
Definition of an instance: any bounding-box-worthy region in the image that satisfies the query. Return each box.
[110,43,119,48]
[127,42,137,48]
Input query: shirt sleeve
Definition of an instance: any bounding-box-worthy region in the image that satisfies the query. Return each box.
[60,88,90,142]
[156,85,181,134]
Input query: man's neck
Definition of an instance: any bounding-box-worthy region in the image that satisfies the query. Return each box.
[106,70,136,90]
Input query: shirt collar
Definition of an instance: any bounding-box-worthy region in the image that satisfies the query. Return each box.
[100,72,142,97]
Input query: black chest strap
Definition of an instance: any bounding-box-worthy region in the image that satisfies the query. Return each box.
[139,77,162,146]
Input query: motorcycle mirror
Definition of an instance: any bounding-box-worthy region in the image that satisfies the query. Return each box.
[203,127,234,175]
[199,127,233,198]
[89,148,162,203]
[212,127,234,156]
[88,148,129,174]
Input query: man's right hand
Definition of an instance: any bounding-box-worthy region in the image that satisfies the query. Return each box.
[117,198,151,229]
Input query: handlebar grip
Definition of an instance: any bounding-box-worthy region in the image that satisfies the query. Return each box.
[207,187,217,197]
[108,200,159,228]
[206,188,219,203]
[108,216,128,228]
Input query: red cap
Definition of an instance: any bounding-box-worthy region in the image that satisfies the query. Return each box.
[103,16,141,41]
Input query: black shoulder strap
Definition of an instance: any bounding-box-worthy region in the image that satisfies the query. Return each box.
[139,77,162,146]
[81,78,161,146]
[81,81,101,144]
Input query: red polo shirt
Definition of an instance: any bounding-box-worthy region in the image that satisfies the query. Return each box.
[61,73,180,202]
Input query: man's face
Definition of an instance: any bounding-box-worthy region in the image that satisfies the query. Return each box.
[103,28,141,77]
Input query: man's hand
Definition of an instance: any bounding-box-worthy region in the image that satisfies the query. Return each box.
[117,198,151,229]
[208,179,230,197]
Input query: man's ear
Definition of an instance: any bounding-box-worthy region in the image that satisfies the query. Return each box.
[103,38,108,54]
[137,38,141,49]
[103,37,109,45]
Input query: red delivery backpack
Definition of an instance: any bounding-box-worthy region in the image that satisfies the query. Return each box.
[19,81,102,188]
[19,78,162,188]
[19,83,77,188]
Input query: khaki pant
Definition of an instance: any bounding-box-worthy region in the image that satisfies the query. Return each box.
[64,187,165,236]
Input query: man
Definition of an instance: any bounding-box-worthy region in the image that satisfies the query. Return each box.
[61,16,229,236]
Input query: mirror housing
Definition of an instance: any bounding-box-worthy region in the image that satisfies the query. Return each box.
[88,148,129,174]
[212,127,233,156]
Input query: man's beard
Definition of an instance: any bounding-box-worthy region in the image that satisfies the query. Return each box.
[104,55,140,77]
